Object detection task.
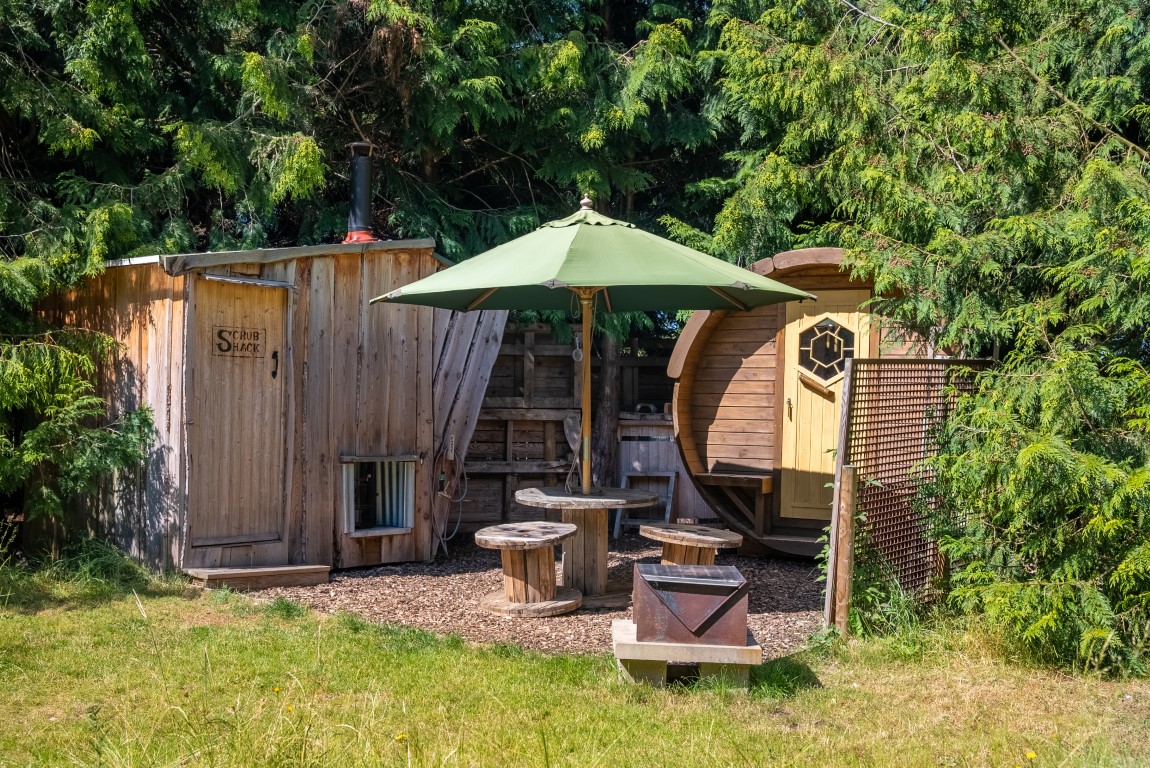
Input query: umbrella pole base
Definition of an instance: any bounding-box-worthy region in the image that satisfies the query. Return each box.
[561,507,609,596]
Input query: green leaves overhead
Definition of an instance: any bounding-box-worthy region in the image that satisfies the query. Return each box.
[693,0,1150,672]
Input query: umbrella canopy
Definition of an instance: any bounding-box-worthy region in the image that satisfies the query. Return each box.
[372,199,813,494]
[374,206,809,312]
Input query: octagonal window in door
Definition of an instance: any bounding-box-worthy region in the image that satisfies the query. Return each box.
[798,318,855,381]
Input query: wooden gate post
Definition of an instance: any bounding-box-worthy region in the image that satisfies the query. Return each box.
[825,463,857,635]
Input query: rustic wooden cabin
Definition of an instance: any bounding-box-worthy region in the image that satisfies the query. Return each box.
[39,240,504,585]
[668,247,921,557]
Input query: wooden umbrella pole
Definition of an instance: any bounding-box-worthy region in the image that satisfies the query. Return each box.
[578,291,594,494]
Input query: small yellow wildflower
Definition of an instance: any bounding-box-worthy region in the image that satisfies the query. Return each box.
[274,687,281,693]
[286,705,293,712]
[395,733,408,743]
[1026,750,1037,760]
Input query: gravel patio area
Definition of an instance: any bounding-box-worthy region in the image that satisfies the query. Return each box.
[255,533,824,659]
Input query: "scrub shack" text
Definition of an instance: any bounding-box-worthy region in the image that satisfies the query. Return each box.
[212,326,266,358]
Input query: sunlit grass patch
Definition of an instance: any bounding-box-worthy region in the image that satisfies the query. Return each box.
[1,549,1148,767]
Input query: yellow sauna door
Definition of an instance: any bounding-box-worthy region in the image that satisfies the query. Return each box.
[188,278,289,550]
[779,290,870,521]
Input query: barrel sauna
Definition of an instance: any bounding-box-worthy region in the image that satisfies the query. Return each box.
[668,248,920,557]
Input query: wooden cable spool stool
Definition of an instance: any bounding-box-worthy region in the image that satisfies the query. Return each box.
[638,523,744,566]
[475,521,582,617]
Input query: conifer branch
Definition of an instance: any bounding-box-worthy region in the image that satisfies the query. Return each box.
[994,36,1150,162]
[839,0,903,31]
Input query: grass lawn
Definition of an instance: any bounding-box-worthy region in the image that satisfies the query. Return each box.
[1,555,1148,767]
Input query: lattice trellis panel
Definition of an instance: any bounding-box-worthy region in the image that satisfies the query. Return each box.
[839,359,989,595]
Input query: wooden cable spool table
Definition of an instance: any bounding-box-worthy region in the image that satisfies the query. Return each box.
[638,523,744,566]
[514,487,658,608]
[475,521,582,617]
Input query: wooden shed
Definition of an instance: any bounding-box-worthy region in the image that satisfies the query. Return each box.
[668,247,921,557]
[39,240,505,585]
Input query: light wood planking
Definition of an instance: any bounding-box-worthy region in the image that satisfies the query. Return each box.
[186,278,289,559]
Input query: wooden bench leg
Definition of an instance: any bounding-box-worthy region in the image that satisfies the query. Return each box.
[660,543,717,566]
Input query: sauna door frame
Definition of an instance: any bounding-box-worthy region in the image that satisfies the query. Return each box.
[183,274,294,567]
[772,289,877,532]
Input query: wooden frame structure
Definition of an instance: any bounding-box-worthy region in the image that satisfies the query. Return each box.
[460,325,711,531]
[39,241,505,577]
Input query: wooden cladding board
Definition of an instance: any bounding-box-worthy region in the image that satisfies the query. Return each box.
[37,266,188,569]
[187,278,289,556]
[684,305,781,473]
[41,244,505,572]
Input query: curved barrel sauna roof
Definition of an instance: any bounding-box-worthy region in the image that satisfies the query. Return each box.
[668,247,868,557]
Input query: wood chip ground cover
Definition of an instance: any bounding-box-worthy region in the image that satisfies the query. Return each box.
[255,534,823,657]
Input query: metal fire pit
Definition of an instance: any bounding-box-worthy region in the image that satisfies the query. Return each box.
[632,563,748,646]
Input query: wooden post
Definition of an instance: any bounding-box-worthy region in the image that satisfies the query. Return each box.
[832,464,856,636]
[577,290,595,495]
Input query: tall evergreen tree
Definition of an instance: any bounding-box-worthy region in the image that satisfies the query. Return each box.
[686,0,1150,671]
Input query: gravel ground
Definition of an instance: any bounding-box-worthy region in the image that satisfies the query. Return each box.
[255,533,823,659]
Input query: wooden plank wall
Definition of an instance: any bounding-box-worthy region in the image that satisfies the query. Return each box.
[686,306,781,473]
[429,307,508,555]
[36,266,188,570]
[617,416,713,521]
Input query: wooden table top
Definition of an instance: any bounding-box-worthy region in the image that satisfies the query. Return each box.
[474,521,578,550]
[638,523,744,548]
[514,486,658,510]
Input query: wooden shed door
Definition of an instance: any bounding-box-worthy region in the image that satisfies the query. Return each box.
[188,278,289,552]
[779,290,870,521]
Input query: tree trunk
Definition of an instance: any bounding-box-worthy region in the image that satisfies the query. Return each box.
[591,333,619,488]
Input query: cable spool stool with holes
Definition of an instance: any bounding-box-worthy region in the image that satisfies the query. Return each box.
[474,522,582,617]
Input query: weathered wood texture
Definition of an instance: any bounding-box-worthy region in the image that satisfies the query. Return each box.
[37,266,189,570]
[185,277,290,569]
[618,415,713,522]
[465,325,702,530]
[429,308,509,555]
[185,564,330,590]
[41,242,504,571]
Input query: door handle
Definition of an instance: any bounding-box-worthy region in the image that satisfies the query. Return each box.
[787,397,792,420]
[271,350,279,379]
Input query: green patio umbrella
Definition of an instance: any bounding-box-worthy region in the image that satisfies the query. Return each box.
[372,198,813,495]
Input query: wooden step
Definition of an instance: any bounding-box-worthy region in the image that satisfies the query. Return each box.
[184,565,330,591]
[760,534,823,558]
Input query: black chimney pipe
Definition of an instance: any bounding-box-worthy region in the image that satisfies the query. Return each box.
[343,141,377,243]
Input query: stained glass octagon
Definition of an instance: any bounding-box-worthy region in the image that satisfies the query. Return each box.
[798,318,854,381]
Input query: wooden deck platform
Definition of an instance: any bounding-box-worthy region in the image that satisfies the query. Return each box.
[184,565,331,591]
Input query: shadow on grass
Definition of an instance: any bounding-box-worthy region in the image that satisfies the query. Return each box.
[659,655,822,698]
[1,537,189,614]
[749,655,822,698]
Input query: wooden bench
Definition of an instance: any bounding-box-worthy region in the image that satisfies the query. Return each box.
[638,523,743,566]
[475,521,582,617]
[696,472,774,536]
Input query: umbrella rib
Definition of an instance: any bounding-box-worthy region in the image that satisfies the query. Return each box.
[466,288,498,311]
[601,287,614,313]
[708,286,749,311]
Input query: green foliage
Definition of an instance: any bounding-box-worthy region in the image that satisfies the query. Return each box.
[697,0,1150,672]
[0,332,154,518]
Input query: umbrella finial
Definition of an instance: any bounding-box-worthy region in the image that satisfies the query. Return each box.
[579,194,593,211]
